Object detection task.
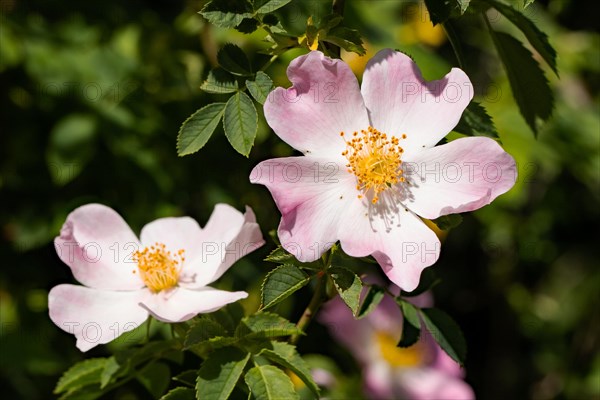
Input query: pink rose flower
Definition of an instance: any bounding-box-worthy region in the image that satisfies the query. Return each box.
[251,49,516,290]
[49,203,264,351]
[319,293,475,400]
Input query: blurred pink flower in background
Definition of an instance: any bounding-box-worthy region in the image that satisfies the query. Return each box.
[319,292,475,400]
[251,49,516,291]
[49,203,263,351]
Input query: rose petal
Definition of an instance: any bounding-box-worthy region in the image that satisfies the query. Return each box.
[398,368,475,400]
[139,216,203,265]
[179,205,264,288]
[264,51,370,157]
[338,200,440,291]
[361,49,473,158]
[251,156,358,262]
[54,204,143,290]
[404,136,517,219]
[140,287,248,323]
[48,284,148,352]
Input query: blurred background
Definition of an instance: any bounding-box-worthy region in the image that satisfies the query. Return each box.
[1,0,598,399]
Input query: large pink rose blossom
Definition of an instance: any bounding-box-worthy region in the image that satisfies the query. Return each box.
[251,49,516,290]
[319,293,475,400]
[49,203,264,351]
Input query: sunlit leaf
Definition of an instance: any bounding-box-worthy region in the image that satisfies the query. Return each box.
[177,103,225,156]
[329,266,363,315]
[261,264,311,310]
[223,91,258,156]
[196,347,250,400]
[245,365,299,400]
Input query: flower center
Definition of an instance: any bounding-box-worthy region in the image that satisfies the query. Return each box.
[133,242,185,293]
[375,331,423,368]
[341,127,406,204]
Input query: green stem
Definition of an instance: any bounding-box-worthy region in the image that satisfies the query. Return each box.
[291,274,327,344]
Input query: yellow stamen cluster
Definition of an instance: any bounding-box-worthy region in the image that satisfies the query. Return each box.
[341,127,406,204]
[375,331,423,367]
[133,242,185,293]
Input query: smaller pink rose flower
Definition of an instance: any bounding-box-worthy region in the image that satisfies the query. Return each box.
[319,293,475,400]
[49,203,264,351]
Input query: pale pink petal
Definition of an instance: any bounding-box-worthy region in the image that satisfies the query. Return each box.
[432,345,466,378]
[264,51,370,157]
[48,284,148,352]
[139,216,203,265]
[398,368,475,400]
[251,156,358,262]
[361,49,473,158]
[338,201,441,291]
[179,205,264,289]
[404,136,517,219]
[139,287,248,323]
[54,204,143,290]
[363,362,395,400]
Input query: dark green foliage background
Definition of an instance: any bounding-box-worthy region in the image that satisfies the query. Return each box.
[1,0,598,399]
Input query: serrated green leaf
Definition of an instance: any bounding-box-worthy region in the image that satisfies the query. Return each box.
[210,302,246,334]
[236,18,260,34]
[454,102,498,138]
[218,43,252,76]
[255,0,292,14]
[424,0,453,25]
[489,30,554,135]
[58,385,104,400]
[172,369,198,388]
[177,103,226,156]
[196,347,250,400]
[259,342,320,397]
[160,387,195,400]
[457,0,470,13]
[245,365,299,400]
[100,357,120,389]
[397,299,422,329]
[322,27,366,56]
[246,71,273,105]
[329,266,363,316]
[184,317,228,349]
[261,264,311,310]
[236,312,303,340]
[523,0,536,8]
[200,68,239,94]
[136,362,171,398]
[485,0,557,75]
[398,318,422,348]
[199,1,252,28]
[420,308,467,365]
[357,285,385,319]
[264,246,295,263]
[224,91,258,156]
[55,358,107,394]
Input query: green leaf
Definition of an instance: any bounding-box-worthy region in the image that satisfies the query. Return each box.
[357,285,385,319]
[184,317,228,349]
[223,91,258,156]
[235,312,303,340]
[322,27,366,56]
[218,43,252,76]
[398,318,422,348]
[485,0,557,75]
[420,308,467,365]
[261,264,311,310]
[58,385,104,400]
[457,0,470,14]
[329,266,363,316]
[245,365,299,400]
[397,299,422,329]
[488,30,554,135]
[100,357,120,389]
[199,0,252,28]
[454,102,498,138]
[255,0,292,15]
[200,68,239,94]
[431,214,464,230]
[210,302,246,334]
[246,71,273,105]
[177,103,226,156]
[423,0,453,25]
[160,387,195,400]
[259,341,320,398]
[172,369,198,388]
[136,362,171,398]
[196,347,251,400]
[264,246,296,264]
[55,358,107,394]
